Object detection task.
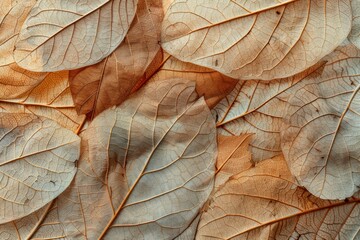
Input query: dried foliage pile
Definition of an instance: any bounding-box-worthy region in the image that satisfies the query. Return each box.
[0,0,360,239]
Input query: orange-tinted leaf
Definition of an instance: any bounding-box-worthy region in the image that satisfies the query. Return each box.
[196,156,360,239]
[151,55,237,108]
[69,0,163,118]
[0,71,86,133]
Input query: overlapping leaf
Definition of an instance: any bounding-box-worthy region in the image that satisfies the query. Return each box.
[0,71,86,133]
[196,155,360,239]
[350,0,360,49]
[14,0,138,72]
[213,62,325,161]
[151,55,237,108]
[0,0,48,99]
[69,0,164,118]
[0,0,36,65]
[162,0,351,80]
[281,42,360,200]
[55,79,217,239]
[0,112,80,224]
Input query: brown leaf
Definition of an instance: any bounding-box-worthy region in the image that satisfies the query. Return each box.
[151,55,237,108]
[162,0,351,80]
[0,112,80,224]
[55,79,217,239]
[69,0,164,118]
[14,0,138,71]
[0,71,86,133]
[196,155,360,239]
[281,42,360,200]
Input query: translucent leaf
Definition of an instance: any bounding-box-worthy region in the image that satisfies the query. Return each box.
[0,113,80,223]
[213,62,325,161]
[56,79,217,239]
[69,0,164,118]
[151,55,237,108]
[0,71,86,133]
[14,0,138,71]
[162,0,351,80]
[196,156,360,239]
[281,43,360,199]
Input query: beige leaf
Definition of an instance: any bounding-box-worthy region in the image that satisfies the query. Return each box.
[151,55,237,108]
[174,135,253,239]
[174,215,201,240]
[69,0,163,117]
[0,203,51,240]
[281,42,360,200]
[0,71,86,133]
[56,79,217,239]
[0,0,36,65]
[0,201,66,240]
[14,0,138,72]
[28,201,66,240]
[213,62,325,161]
[0,113,80,224]
[349,0,360,49]
[161,0,351,80]
[196,156,360,239]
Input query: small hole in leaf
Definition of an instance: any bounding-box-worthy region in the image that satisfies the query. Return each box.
[276,11,281,15]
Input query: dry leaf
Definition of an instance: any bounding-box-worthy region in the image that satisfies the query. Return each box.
[0,203,51,240]
[0,64,47,100]
[196,156,360,239]
[69,0,163,118]
[0,0,48,99]
[0,0,36,65]
[215,135,253,188]
[27,201,66,240]
[0,71,86,133]
[174,215,201,240]
[281,42,360,200]
[151,55,237,108]
[161,0,351,80]
[172,135,253,239]
[350,0,360,49]
[0,112,80,224]
[14,0,138,72]
[0,201,68,240]
[213,62,325,161]
[55,79,217,239]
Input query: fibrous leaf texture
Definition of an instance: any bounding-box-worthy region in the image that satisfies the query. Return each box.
[69,0,164,118]
[281,42,360,200]
[162,0,352,80]
[14,0,138,72]
[0,0,360,238]
[55,79,217,239]
[196,155,360,239]
[0,112,80,224]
